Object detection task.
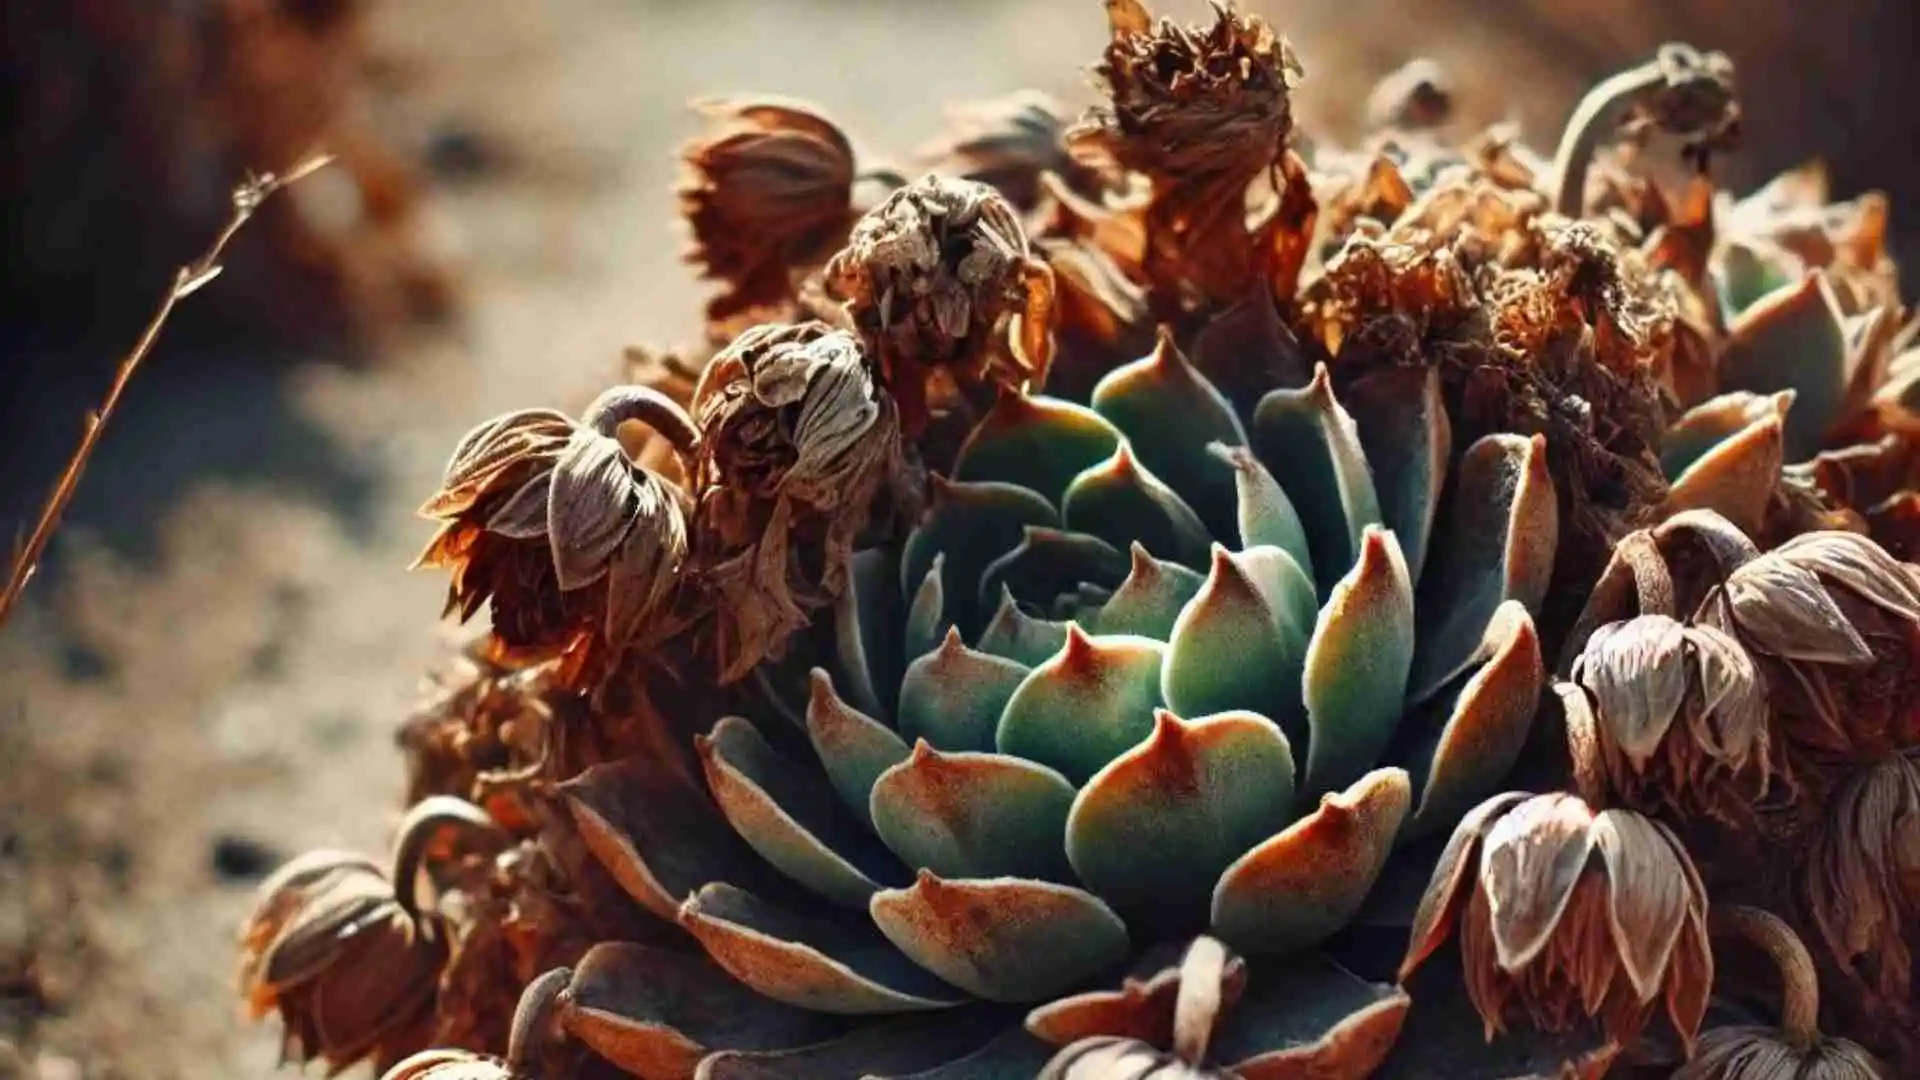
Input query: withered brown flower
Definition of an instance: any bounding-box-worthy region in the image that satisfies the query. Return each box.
[1402,792,1713,1051]
[823,174,1054,433]
[915,90,1097,212]
[687,321,902,680]
[1564,613,1774,826]
[414,388,692,677]
[238,850,445,1072]
[1804,755,1920,1043]
[678,97,857,330]
[1068,0,1302,306]
[1697,530,1920,757]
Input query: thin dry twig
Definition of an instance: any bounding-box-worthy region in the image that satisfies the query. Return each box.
[0,152,336,632]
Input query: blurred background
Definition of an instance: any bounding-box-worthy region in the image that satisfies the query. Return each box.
[0,0,1912,1076]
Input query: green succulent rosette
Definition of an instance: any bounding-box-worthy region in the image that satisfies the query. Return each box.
[553,327,1559,1076]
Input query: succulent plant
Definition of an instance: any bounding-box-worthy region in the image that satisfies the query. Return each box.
[236,1,1920,1078]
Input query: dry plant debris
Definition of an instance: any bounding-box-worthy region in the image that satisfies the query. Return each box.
[232,2,1916,1077]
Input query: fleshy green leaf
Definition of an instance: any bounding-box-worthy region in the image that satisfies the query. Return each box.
[1090,331,1249,541]
[997,626,1168,785]
[1066,710,1296,930]
[1250,364,1382,597]
[1096,543,1207,639]
[1342,366,1451,584]
[805,670,911,834]
[870,871,1131,1002]
[833,547,906,722]
[1713,238,1798,320]
[1661,391,1795,479]
[898,628,1032,753]
[1211,768,1412,955]
[678,883,964,1014]
[1717,271,1849,462]
[905,555,951,664]
[875,1028,1057,1080]
[560,942,837,1078]
[1062,443,1213,570]
[979,528,1129,614]
[699,1012,1009,1080]
[954,391,1124,509]
[1208,444,1313,581]
[1211,955,1410,1080]
[561,756,760,922]
[698,717,908,909]
[1396,603,1543,838]
[904,478,1058,635]
[870,741,1077,882]
[1409,433,1556,704]
[1301,527,1415,800]
[1162,546,1312,752]
[975,587,1075,668]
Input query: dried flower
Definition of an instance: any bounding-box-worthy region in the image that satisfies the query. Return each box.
[687,321,902,679]
[414,388,692,677]
[678,97,857,328]
[1403,792,1713,1050]
[1564,614,1774,825]
[1551,43,1738,217]
[1804,756,1920,1045]
[238,851,445,1072]
[824,174,1055,432]
[1069,0,1303,306]
[916,90,1095,212]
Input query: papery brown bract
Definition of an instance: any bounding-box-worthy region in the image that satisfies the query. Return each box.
[1402,793,1713,1051]
[239,851,444,1073]
[679,97,857,330]
[688,321,903,681]
[823,175,1056,434]
[1565,614,1775,827]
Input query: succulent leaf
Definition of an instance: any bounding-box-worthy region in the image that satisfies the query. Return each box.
[832,548,906,722]
[1249,365,1382,597]
[878,1028,1057,1079]
[870,871,1131,1002]
[1162,546,1312,747]
[1397,603,1544,837]
[869,741,1078,882]
[954,392,1124,509]
[997,627,1169,785]
[1408,433,1556,704]
[1661,394,1790,535]
[978,528,1130,616]
[1065,710,1297,930]
[1211,768,1412,954]
[903,478,1058,634]
[1301,527,1415,799]
[559,943,837,1077]
[698,716,908,909]
[1209,443,1315,580]
[678,883,964,1014]
[1717,271,1850,462]
[1096,543,1208,639]
[562,757,754,922]
[1209,956,1410,1079]
[897,629,1031,753]
[805,670,911,834]
[698,1012,1009,1079]
[904,555,951,663]
[975,587,1075,668]
[1342,366,1452,582]
[1062,443,1214,569]
[1091,332,1250,540]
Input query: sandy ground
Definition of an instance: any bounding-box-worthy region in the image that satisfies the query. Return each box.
[0,1,1907,1078]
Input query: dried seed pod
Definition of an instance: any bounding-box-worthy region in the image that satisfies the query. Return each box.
[679,97,858,328]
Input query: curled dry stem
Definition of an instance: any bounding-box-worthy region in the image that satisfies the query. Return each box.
[0,153,335,632]
[389,795,505,927]
[581,384,703,474]
[1709,905,1820,1047]
[1551,44,1737,217]
[506,966,574,1072]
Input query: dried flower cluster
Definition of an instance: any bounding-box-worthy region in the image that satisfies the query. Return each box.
[239,3,1916,1078]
